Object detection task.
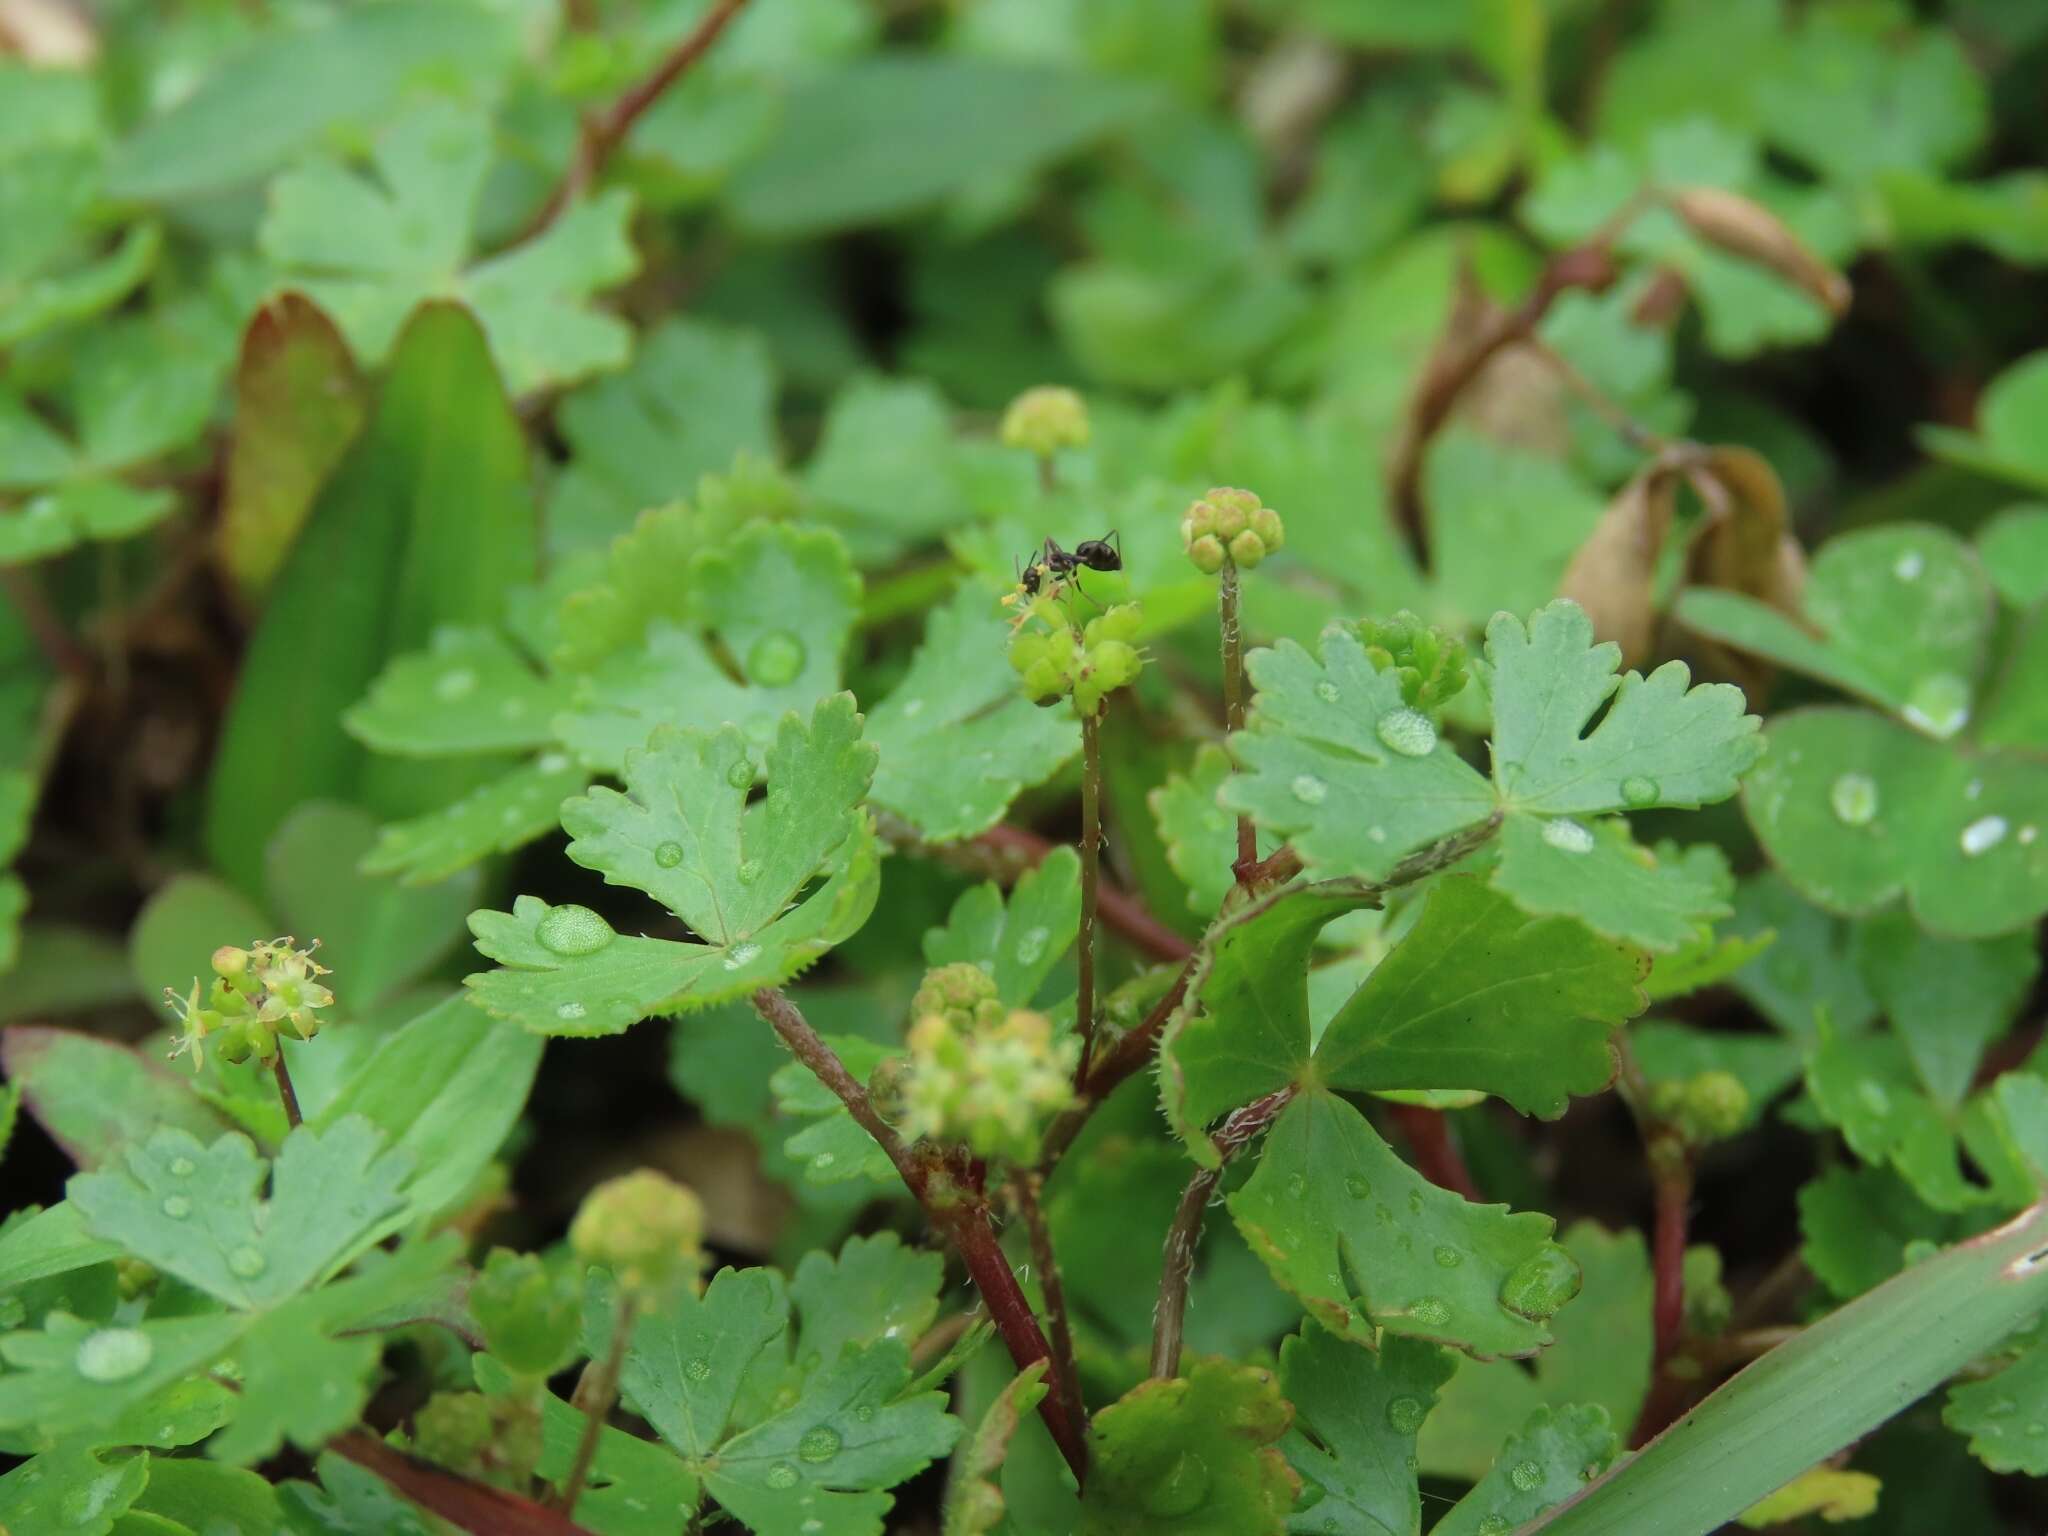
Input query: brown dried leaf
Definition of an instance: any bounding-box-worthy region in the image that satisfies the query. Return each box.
[1558,461,1680,667]
[1666,185,1852,318]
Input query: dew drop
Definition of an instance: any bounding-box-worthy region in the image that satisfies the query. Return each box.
[1541,818,1595,855]
[736,857,762,884]
[1902,673,1970,739]
[538,752,570,774]
[1386,1395,1427,1434]
[653,841,684,869]
[1407,1296,1451,1327]
[1509,1460,1544,1493]
[1829,773,1879,827]
[764,1462,800,1490]
[1961,815,2009,857]
[1894,550,1925,581]
[1433,1245,1464,1269]
[1498,1243,1583,1322]
[726,758,756,790]
[1286,1173,1308,1202]
[1858,1080,1891,1115]
[854,1404,875,1423]
[168,1157,195,1177]
[1376,707,1437,758]
[810,1153,836,1172]
[1343,1175,1372,1200]
[536,904,615,957]
[556,1001,587,1022]
[723,941,763,971]
[1014,926,1050,966]
[1477,1517,1510,1536]
[227,1246,267,1279]
[684,1357,711,1382]
[1291,774,1328,805]
[747,630,807,688]
[75,1327,153,1383]
[160,1195,192,1220]
[798,1427,841,1462]
[1620,775,1658,808]
[1315,681,1340,704]
[1368,825,1387,843]
[435,669,477,701]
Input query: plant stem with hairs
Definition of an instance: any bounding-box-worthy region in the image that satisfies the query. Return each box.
[554,1290,635,1513]
[1219,560,1258,888]
[1074,707,1103,1085]
[272,1052,302,1130]
[1012,1171,1084,1447]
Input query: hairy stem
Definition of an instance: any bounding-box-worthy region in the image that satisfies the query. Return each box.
[1218,560,1258,888]
[528,0,755,233]
[1012,1172,1084,1448]
[1074,708,1103,1086]
[751,987,1087,1482]
[1150,1086,1296,1379]
[556,1290,635,1514]
[271,1051,303,1130]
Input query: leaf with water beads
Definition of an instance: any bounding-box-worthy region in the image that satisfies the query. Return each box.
[1490,815,1734,953]
[1277,1324,1453,1536]
[1944,1316,2048,1476]
[1679,523,1995,737]
[1429,1403,1619,1536]
[343,626,572,757]
[1077,1356,1298,1536]
[0,1442,147,1536]
[1744,706,2048,937]
[922,845,1082,1008]
[465,694,880,1035]
[361,752,590,886]
[1805,1032,1988,1212]
[866,583,1080,844]
[1229,1091,1574,1360]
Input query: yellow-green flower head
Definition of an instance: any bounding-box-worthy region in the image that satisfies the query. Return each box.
[1183,488,1283,572]
[899,1004,1078,1165]
[570,1168,707,1301]
[1000,386,1091,458]
[911,962,1005,1033]
[1006,599,1145,716]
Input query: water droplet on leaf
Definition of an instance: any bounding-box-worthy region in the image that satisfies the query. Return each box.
[1477,1517,1510,1536]
[75,1327,153,1383]
[798,1427,841,1462]
[1858,1080,1891,1114]
[1291,774,1328,805]
[1961,815,2009,857]
[1510,1460,1544,1492]
[1343,1175,1371,1199]
[435,669,476,701]
[764,1462,800,1490]
[747,631,807,688]
[1498,1243,1582,1321]
[1015,926,1049,965]
[1902,673,1970,739]
[556,1002,586,1022]
[724,941,763,971]
[1433,1245,1463,1269]
[1315,681,1340,704]
[1894,550,1924,581]
[1620,775,1658,807]
[1541,818,1595,855]
[1386,1396,1426,1434]
[536,904,614,956]
[227,1246,266,1279]
[1408,1297,1451,1327]
[168,1157,195,1177]
[654,841,684,868]
[160,1196,191,1220]
[684,1357,711,1382]
[736,858,762,884]
[726,758,756,790]
[1830,773,1878,826]
[1376,707,1437,758]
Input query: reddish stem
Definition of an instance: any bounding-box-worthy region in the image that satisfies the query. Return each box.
[1075,709,1102,1085]
[330,1432,597,1535]
[1384,1102,1481,1200]
[1651,1153,1693,1366]
[1014,1172,1086,1449]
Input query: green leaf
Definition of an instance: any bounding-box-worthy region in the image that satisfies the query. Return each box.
[943,1363,1048,1536]
[1921,351,2048,493]
[1421,1223,1653,1481]
[1228,1091,1568,1359]
[204,302,537,892]
[1159,881,1378,1159]
[128,873,269,1003]
[0,1027,228,1170]
[1758,14,1984,185]
[922,847,1081,1007]
[726,55,1153,237]
[217,294,369,600]
[0,481,176,569]
[1856,909,2037,1107]
[131,1457,285,1534]
[467,695,879,1034]
[866,584,1080,843]
[0,1443,147,1536]
[260,100,638,394]
[607,1265,788,1462]
[772,1034,901,1187]
[264,801,480,1007]
[546,319,780,555]
[1426,430,1606,627]
[311,995,541,1229]
[360,752,588,886]
[1488,601,1764,814]
[1807,1032,1985,1211]
[1676,525,1994,736]
[69,1118,409,1305]
[0,1202,122,1293]
[1799,1164,1957,1300]
[1975,505,2048,609]
[1492,818,1733,953]
[1631,1023,1802,1133]
[1077,1357,1297,1536]
[0,1311,247,1444]
[1525,1201,2048,1536]
[278,1449,446,1534]
[556,523,859,773]
[788,1232,943,1373]
[1149,744,1241,919]
[1277,1324,1452,1536]
[1944,1321,2048,1475]
[1743,708,2048,937]
[803,376,971,559]
[1433,1404,1620,1536]
[1314,875,1644,1116]
[345,627,570,757]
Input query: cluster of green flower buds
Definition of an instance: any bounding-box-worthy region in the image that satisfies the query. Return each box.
[1650,1069,1751,1146]
[569,1168,706,1302]
[165,937,334,1069]
[894,963,1078,1164]
[1182,486,1285,574]
[410,1389,542,1492]
[1000,385,1090,460]
[1007,599,1144,717]
[1354,610,1470,713]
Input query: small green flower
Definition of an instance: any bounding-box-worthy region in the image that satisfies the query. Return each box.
[897,973,1079,1165]
[1000,385,1090,459]
[1650,1069,1752,1146]
[569,1168,706,1301]
[1006,598,1145,717]
[164,937,334,1069]
[1183,487,1284,573]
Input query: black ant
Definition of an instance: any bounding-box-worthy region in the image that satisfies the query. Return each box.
[1006,531,1122,618]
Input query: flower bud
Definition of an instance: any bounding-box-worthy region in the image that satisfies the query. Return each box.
[211,945,250,981]
[471,1248,580,1379]
[899,1004,1079,1166]
[1184,489,1281,574]
[912,962,1004,1033]
[1228,530,1268,568]
[414,1392,495,1473]
[1000,386,1090,459]
[1683,1070,1750,1141]
[1186,534,1226,574]
[569,1168,706,1300]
